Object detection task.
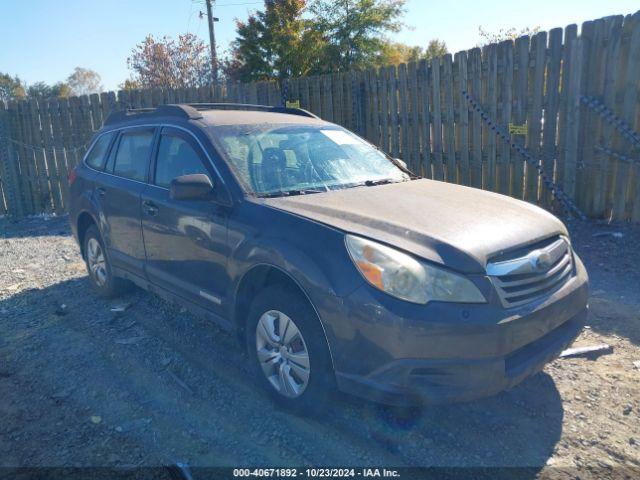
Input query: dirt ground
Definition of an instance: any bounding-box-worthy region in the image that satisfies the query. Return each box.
[0,215,639,479]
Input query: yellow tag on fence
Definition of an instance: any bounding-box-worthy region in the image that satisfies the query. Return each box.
[509,123,527,135]
[285,100,301,108]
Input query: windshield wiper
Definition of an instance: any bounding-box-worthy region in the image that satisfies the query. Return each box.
[364,178,399,186]
[258,188,326,198]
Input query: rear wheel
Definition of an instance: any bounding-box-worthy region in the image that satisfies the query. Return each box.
[246,285,334,415]
[83,225,132,298]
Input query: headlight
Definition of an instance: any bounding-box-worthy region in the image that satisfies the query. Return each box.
[345,235,486,305]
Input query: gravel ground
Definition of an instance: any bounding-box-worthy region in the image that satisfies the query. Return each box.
[0,215,639,478]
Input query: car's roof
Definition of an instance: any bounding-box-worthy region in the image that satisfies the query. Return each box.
[102,103,327,130]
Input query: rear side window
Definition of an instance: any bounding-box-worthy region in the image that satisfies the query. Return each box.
[154,134,210,188]
[112,130,154,181]
[85,133,113,169]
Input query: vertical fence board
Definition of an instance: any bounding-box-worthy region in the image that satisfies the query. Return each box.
[525,31,546,203]
[398,64,410,165]
[431,56,443,180]
[483,45,498,191]
[455,51,470,186]
[379,68,389,153]
[48,99,67,210]
[512,36,530,199]
[542,28,563,208]
[407,62,420,173]
[497,40,513,195]
[563,37,583,200]
[582,20,608,215]
[418,59,431,178]
[556,24,578,194]
[331,73,342,126]
[575,21,595,210]
[57,98,74,207]
[442,54,456,183]
[41,99,64,214]
[388,66,400,158]
[468,49,482,188]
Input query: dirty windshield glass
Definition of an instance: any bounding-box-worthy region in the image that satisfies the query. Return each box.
[210,124,408,195]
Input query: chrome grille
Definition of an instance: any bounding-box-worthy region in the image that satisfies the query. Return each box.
[486,236,574,308]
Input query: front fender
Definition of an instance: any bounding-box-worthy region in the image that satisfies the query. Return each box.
[225,211,365,370]
[227,232,359,321]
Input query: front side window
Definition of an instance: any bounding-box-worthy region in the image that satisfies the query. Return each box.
[154,134,210,188]
[210,124,408,196]
[85,132,113,170]
[111,130,154,181]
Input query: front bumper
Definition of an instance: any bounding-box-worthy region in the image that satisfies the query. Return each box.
[324,255,589,405]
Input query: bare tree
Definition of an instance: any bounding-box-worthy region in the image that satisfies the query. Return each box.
[477,25,540,47]
[126,34,212,89]
[67,67,103,96]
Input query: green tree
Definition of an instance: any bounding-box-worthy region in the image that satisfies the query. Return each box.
[67,67,103,96]
[50,82,72,98]
[424,39,448,59]
[377,39,448,65]
[377,41,423,65]
[25,81,71,99]
[127,34,212,88]
[310,0,406,71]
[118,78,140,91]
[225,0,325,83]
[26,81,53,98]
[0,73,26,101]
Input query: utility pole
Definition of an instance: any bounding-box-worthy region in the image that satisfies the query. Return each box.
[204,0,219,81]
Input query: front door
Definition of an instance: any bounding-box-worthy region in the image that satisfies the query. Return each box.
[141,127,230,314]
[94,127,156,278]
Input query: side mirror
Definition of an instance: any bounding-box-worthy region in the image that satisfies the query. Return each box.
[169,174,214,201]
[394,158,408,170]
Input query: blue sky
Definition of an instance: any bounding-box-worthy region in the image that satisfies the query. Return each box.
[1,0,638,91]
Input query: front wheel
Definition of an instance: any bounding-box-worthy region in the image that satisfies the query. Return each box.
[246,285,335,415]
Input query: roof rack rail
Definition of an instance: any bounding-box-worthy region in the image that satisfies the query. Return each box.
[103,102,320,127]
[185,103,319,119]
[104,104,203,126]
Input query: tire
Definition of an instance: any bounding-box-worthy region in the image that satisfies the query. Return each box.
[83,225,132,298]
[246,284,335,415]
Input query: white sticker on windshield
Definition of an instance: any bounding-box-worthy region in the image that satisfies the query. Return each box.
[320,129,362,145]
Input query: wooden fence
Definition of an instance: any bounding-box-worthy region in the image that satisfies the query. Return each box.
[1,11,639,221]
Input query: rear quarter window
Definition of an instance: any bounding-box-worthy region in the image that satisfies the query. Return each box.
[84,133,114,170]
[112,130,155,182]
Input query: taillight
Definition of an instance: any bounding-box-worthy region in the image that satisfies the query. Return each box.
[68,167,78,186]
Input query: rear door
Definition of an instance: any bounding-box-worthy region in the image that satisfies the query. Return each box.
[141,127,230,313]
[94,127,156,278]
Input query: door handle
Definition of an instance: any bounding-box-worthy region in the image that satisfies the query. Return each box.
[143,200,159,216]
[96,187,106,196]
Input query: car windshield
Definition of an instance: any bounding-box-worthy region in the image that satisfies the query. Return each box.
[210,124,409,196]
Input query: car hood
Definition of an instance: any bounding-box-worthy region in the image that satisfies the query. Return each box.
[261,179,568,274]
